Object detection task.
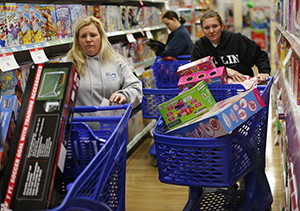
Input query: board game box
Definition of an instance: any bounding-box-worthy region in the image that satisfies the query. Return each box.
[0,62,80,210]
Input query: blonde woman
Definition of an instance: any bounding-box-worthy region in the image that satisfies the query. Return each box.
[63,16,142,109]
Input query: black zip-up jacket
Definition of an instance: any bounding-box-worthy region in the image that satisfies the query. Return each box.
[156,25,193,58]
[191,30,271,77]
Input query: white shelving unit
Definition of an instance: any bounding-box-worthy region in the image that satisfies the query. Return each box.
[275,21,300,211]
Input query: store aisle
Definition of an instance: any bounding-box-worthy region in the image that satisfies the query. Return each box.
[126,122,282,211]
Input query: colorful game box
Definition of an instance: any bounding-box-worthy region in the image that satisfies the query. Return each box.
[17,4,33,44]
[142,69,156,88]
[86,5,94,16]
[178,66,228,91]
[5,3,19,47]
[177,56,216,77]
[106,5,119,32]
[55,5,71,39]
[157,80,216,129]
[29,4,42,43]
[70,4,82,36]
[166,88,265,138]
[119,5,128,30]
[0,95,19,172]
[0,62,80,210]
[0,3,6,47]
[1,69,24,100]
[40,4,57,41]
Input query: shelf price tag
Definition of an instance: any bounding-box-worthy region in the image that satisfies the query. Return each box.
[134,64,145,77]
[126,33,136,43]
[29,47,49,64]
[145,29,153,39]
[0,52,20,72]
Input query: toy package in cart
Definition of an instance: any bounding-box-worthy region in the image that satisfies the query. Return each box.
[177,56,216,77]
[178,66,228,91]
[0,62,80,211]
[157,80,216,129]
[166,87,265,138]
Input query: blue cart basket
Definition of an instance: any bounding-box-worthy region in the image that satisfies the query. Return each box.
[151,55,190,88]
[153,78,274,211]
[142,83,247,166]
[43,104,132,211]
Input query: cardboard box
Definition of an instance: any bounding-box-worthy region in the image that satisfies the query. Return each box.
[0,62,80,210]
[142,69,156,88]
[0,95,19,171]
[177,56,216,77]
[157,80,216,129]
[178,66,228,91]
[165,88,265,138]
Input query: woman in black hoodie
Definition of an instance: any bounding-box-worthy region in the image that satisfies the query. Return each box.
[191,10,270,83]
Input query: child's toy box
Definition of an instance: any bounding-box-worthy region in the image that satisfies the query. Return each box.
[5,3,19,47]
[165,88,265,138]
[55,5,71,39]
[30,4,42,43]
[1,69,24,100]
[177,56,216,77]
[0,4,6,47]
[0,95,19,172]
[0,62,80,210]
[142,69,156,88]
[40,4,57,41]
[178,66,228,91]
[17,4,33,44]
[157,80,216,129]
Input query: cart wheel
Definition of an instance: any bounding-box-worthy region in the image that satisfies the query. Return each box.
[151,154,157,167]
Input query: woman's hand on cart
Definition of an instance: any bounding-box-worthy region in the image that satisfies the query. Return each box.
[109,93,126,105]
[256,73,270,83]
[227,68,248,83]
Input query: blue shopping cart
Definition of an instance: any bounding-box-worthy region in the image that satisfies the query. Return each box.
[142,55,191,166]
[41,104,132,211]
[153,78,274,210]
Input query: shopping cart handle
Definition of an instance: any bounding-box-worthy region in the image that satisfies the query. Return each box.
[176,55,191,60]
[74,104,131,113]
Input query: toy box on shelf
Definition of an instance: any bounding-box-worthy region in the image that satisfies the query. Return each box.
[157,80,216,129]
[0,95,19,172]
[177,56,216,77]
[0,62,80,211]
[178,66,228,91]
[165,87,265,138]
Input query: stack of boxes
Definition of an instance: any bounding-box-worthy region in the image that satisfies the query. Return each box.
[156,56,266,139]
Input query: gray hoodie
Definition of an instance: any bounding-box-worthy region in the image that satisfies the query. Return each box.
[63,55,143,109]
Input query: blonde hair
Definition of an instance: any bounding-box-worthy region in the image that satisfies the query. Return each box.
[66,16,123,75]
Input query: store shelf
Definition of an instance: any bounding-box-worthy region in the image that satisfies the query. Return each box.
[2,0,165,6]
[277,69,300,209]
[0,25,165,65]
[277,24,300,59]
[127,119,156,153]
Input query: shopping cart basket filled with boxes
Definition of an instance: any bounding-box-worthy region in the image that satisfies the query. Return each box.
[153,77,274,211]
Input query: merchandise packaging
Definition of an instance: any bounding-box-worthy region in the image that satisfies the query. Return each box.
[177,56,216,77]
[178,66,228,91]
[165,88,265,138]
[0,95,20,172]
[142,69,156,88]
[0,62,80,210]
[157,80,216,129]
